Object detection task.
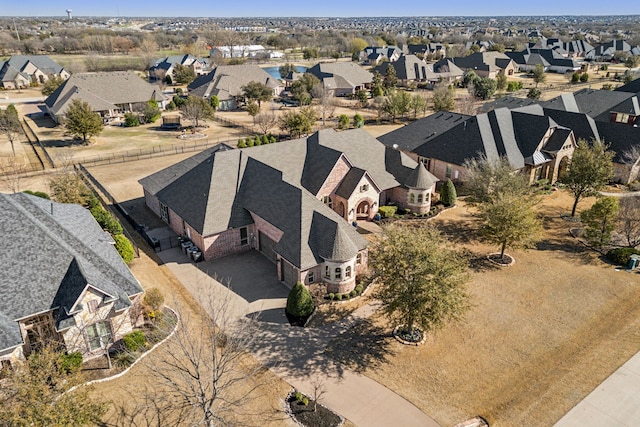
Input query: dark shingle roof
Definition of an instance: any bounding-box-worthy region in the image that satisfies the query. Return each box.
[615,78,640,94]
[141,129,407,269]
[405,162,438,189]
[378,111,471,152]
[543,88,635,121]
[0,193,142,352]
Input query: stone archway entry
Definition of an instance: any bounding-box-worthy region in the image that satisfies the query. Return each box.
[356,200,370,220]
[557,156,569,181]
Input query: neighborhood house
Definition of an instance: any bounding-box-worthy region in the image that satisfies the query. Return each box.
[0,193,144,368]
[140,128,438,293]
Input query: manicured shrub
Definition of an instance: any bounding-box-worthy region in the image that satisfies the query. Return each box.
[440,178,457,207]
[237,139,247,148]
[123,330,147,352]
[23,190,51,200]
[57,352,82,373]
[337,114,350,129]
[114,234,134,264]
[355,284,363,294]
[378,205,398,218]
[124,112,140,127]
[336,293,343,301]
[269,136,277,144]
[606,247,640,266]
[328,293,335,300]
[349,289,357,298]
[285,282,314,317]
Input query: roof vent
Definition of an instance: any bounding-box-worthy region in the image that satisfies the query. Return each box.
[392,143,399,150]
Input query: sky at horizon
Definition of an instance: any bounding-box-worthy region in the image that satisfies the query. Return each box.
[2,0,638,19]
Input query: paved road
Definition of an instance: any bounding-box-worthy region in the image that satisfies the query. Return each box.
[554,351,640,426]
[0,96,44,104]
[157,247,439,427]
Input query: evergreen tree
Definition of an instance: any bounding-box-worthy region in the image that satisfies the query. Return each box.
[285,282,314,318]
[440,179,457,206]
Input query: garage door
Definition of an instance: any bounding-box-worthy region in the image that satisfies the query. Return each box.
[258,231,277,263]
[282,259,298,286]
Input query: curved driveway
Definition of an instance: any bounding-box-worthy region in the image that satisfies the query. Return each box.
[158,247,439,427]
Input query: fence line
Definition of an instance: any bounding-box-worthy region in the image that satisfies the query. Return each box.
[74,164,140,258]
[68,138,235,168]
[22,117,55,168]
[212,115,255,135]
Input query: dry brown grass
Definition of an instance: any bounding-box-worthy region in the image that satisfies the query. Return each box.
[327,190,640,426]
[90,246,294,427]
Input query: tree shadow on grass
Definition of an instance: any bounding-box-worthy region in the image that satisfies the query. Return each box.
[323,317,395,374]
[464,249,501,273]
[435,218,480,245]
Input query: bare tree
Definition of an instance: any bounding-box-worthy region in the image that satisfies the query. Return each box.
[621,145,640,183]
[134,290,274,427]
[310,378,327,413]
[617,196,640,248]
[311,85,337,127]
[456,92,479,116]
[0,155,26,193]
[0,104,22,156]
[253,107,278,135]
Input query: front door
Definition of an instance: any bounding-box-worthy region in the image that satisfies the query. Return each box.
[356,201,369,219]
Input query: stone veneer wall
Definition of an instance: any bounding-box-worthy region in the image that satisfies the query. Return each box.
[61,289,137,361]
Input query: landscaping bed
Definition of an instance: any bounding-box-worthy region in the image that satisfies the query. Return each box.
[287,391,342,427]
[81,306,177,382]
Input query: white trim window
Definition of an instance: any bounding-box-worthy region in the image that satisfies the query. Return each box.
[308,271,315,284]
[86,321,112,352]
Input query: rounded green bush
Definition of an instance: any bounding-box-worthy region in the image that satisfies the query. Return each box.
[285,282,314,317]
[114,234,135,264]
[349,289,357,298]
[606,247,640,266]
[336,293,343,301]
[57,352,82,373]
[355,284,363,294]
[123,330,147,352]
[328,293,335,300]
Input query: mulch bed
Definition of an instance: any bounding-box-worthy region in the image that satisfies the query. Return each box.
[487,253,514,266]
[288,394,342,427]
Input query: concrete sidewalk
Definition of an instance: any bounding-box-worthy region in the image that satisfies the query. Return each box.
[157,248,440,427]
[554,351,640,426]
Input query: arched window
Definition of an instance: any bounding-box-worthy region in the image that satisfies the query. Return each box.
[345,266,352,278]
[409,193,415,203]
[335,267,342,280]
[417,194,423,203]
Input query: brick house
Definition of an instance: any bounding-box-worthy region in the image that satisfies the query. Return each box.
[45,71,168,124]
[378,108,578,185]
[140,128,437,293]
[0,193,144,369]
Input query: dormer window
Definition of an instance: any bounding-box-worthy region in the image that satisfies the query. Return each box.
[87,300,99,313]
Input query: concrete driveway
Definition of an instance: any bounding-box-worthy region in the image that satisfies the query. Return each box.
[157,248,290,323]
[158,246,440,427]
